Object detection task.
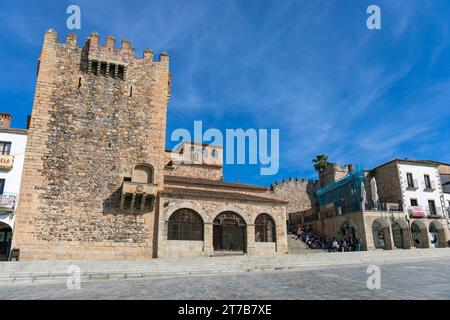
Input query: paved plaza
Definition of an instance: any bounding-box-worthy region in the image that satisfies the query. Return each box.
[0,258,449,300]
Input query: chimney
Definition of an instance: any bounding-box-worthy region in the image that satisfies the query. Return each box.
[0,113,12,128]
[26,115,32,129]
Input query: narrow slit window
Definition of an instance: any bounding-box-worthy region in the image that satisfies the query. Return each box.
[118,65,125,80]
[109,64,116,78]
[100,62,107,76]
[91,61,98,75]
[129,86,133,97]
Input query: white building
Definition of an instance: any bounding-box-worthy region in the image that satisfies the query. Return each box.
[397,161,445,218]
[0,113,27,260]
[371,159,449,249]
[434,162,450,218]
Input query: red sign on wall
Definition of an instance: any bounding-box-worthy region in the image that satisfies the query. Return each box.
[410,206,425,217]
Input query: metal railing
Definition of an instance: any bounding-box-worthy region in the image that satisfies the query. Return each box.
[406,179,419,190]
[423,180,436,191]
[312,202,404,222]
[407,206,443,217]
[364,202,403,212]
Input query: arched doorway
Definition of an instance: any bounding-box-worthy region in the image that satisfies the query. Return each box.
[392,219,411,249]
[213,211,246,252]
[411,220,429,248]
[339,221,356,241]
[255,213,276,242]
[167,208,204,241]
[429,221,446,248]
[0,222,12,261]
[372,218,392,250]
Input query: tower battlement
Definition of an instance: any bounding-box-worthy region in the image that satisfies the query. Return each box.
[44,29,169,65]
[270,177,317,189]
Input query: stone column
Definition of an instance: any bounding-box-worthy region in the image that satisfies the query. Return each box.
[157,201,168,259]
[203,222,214,256]
[276,224,288,254]
[246,224,256,254]
[384,227,394,250]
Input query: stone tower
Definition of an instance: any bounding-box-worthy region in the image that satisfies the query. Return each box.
[0,112,12,128]
[12,29,171,260]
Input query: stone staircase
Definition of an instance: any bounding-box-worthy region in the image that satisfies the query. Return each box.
[287,234,319,254]
[1,248,450,287]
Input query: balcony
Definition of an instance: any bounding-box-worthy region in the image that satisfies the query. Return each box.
[423,180,436,192]
[121,181,158,195]
[120,181,157,212]
[406,179,419,190]
[408,206,443,218]
[0,193,17,212]
[425,206,443,218]
[364,202,403,212]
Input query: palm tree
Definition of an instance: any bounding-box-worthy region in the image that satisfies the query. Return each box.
[312,154,331,173]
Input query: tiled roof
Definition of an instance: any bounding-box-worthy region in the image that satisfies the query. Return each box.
[164,175,269,192]
[161,186,287,204]
[371,158,446,171]
[0,128,28,135]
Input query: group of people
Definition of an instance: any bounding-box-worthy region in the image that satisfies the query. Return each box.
[330,237,361,252]
[294,226,328,250]
[290,225,361,252]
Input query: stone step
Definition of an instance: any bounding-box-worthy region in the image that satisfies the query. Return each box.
[287,235,314,254]
[1,248,450,286]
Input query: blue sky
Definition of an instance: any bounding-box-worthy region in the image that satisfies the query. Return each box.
[0,0,449,186]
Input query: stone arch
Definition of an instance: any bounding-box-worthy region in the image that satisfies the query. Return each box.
[429,220,447,248]
[338,220,358,241]
[0,221,13,260]
[210,206,246,224]
[254,213,276,243]
[132,163,154,184]
[164,202,207,222]
[392,219,412,249]
[167,208,204,241]
[411,220,429,248]
[249,208,282,225]
[372,218,392,250]
[213,211,247,252]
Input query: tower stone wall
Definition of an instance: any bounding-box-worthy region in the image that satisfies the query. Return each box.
[12,30,171,260]
[269,178,318,215]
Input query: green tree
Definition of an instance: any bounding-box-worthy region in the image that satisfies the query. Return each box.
[312,154,331,173]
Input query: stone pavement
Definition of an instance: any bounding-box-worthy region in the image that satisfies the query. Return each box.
[0,258,449,299]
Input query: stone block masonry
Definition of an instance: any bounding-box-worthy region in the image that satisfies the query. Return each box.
[269,178,318,214]
[12,30,171,260]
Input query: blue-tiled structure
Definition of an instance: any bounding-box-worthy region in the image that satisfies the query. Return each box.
[317,167,365,214]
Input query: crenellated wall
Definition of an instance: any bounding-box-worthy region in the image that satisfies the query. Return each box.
[269,177,318,215]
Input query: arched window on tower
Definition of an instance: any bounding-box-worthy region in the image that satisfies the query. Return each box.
[211,149,218,158]
[255,213,276,242]
[168,209,204,241]
[132,164,154,184]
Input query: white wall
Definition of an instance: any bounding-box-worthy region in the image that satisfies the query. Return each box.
[443,193,450,218]
[0,131,27,229]
[398,164,444,217]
